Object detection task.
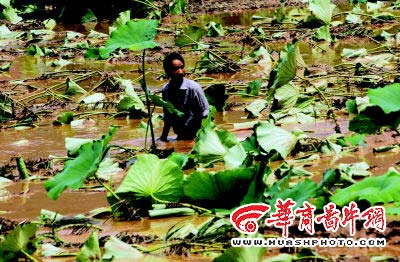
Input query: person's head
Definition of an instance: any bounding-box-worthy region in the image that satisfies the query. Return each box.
[163,52,185,81]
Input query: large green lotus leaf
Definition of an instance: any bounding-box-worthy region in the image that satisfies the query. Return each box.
[331,168,400,206]
[101,19,158,58]
[175,25,206,47]
[267,42,297,97]
[76,231,101,262]
[103,235,143,261]
[0,223,38,260]
[45,127,118,200]
[255,121,298,158]
[116,154,183,202]
[183,168,254,207]
[309,0,336,25]
[368,83,400,114]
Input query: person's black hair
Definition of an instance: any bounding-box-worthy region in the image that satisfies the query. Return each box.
[163,52,185,77]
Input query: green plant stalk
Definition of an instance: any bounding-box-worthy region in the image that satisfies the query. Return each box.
[55,223,103,233]
[150,194,211,214]
[93,173,121,201]
[16,157,30,180]
[141,50,157,151]
[21,249,40,262]
[74,111,113,119]
[132,242,177,253]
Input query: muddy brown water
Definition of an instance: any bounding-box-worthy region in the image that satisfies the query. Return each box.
[1,5,400,261]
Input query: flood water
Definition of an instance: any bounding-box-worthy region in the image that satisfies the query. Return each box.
[1,4,400,261]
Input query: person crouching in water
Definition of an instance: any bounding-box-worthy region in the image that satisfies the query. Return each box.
[159,52,209,141]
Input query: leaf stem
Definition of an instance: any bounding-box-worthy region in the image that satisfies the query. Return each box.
[93,173,121,201]
[150,194,211,214]
[21,249,40,262]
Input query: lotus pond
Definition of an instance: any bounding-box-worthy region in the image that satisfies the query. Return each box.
[0,0,400,261]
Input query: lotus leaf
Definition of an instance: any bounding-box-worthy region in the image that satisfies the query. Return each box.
[331,168,400,206]
[3,7,22,24]
[101,19,158,58]
[207,21,224,37]
[255,121,298,159]
[114,10,131,27]
[183,167,255,207]
[175,25,206,47]
[246,79,263,96]
[314,25,332,42]
[116,154,183,202]
[0,223,38,261]
[64,78,86,96]
[76,231,101,262]
[169,0,187,15]
[309,0,336,25]
[368,83,400,114]
[45,126,118,200]
[56,112,74,124]
[193,127,245,166]
[267,41,298,98]
[103,235,144,261]
[245,99,267,117]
